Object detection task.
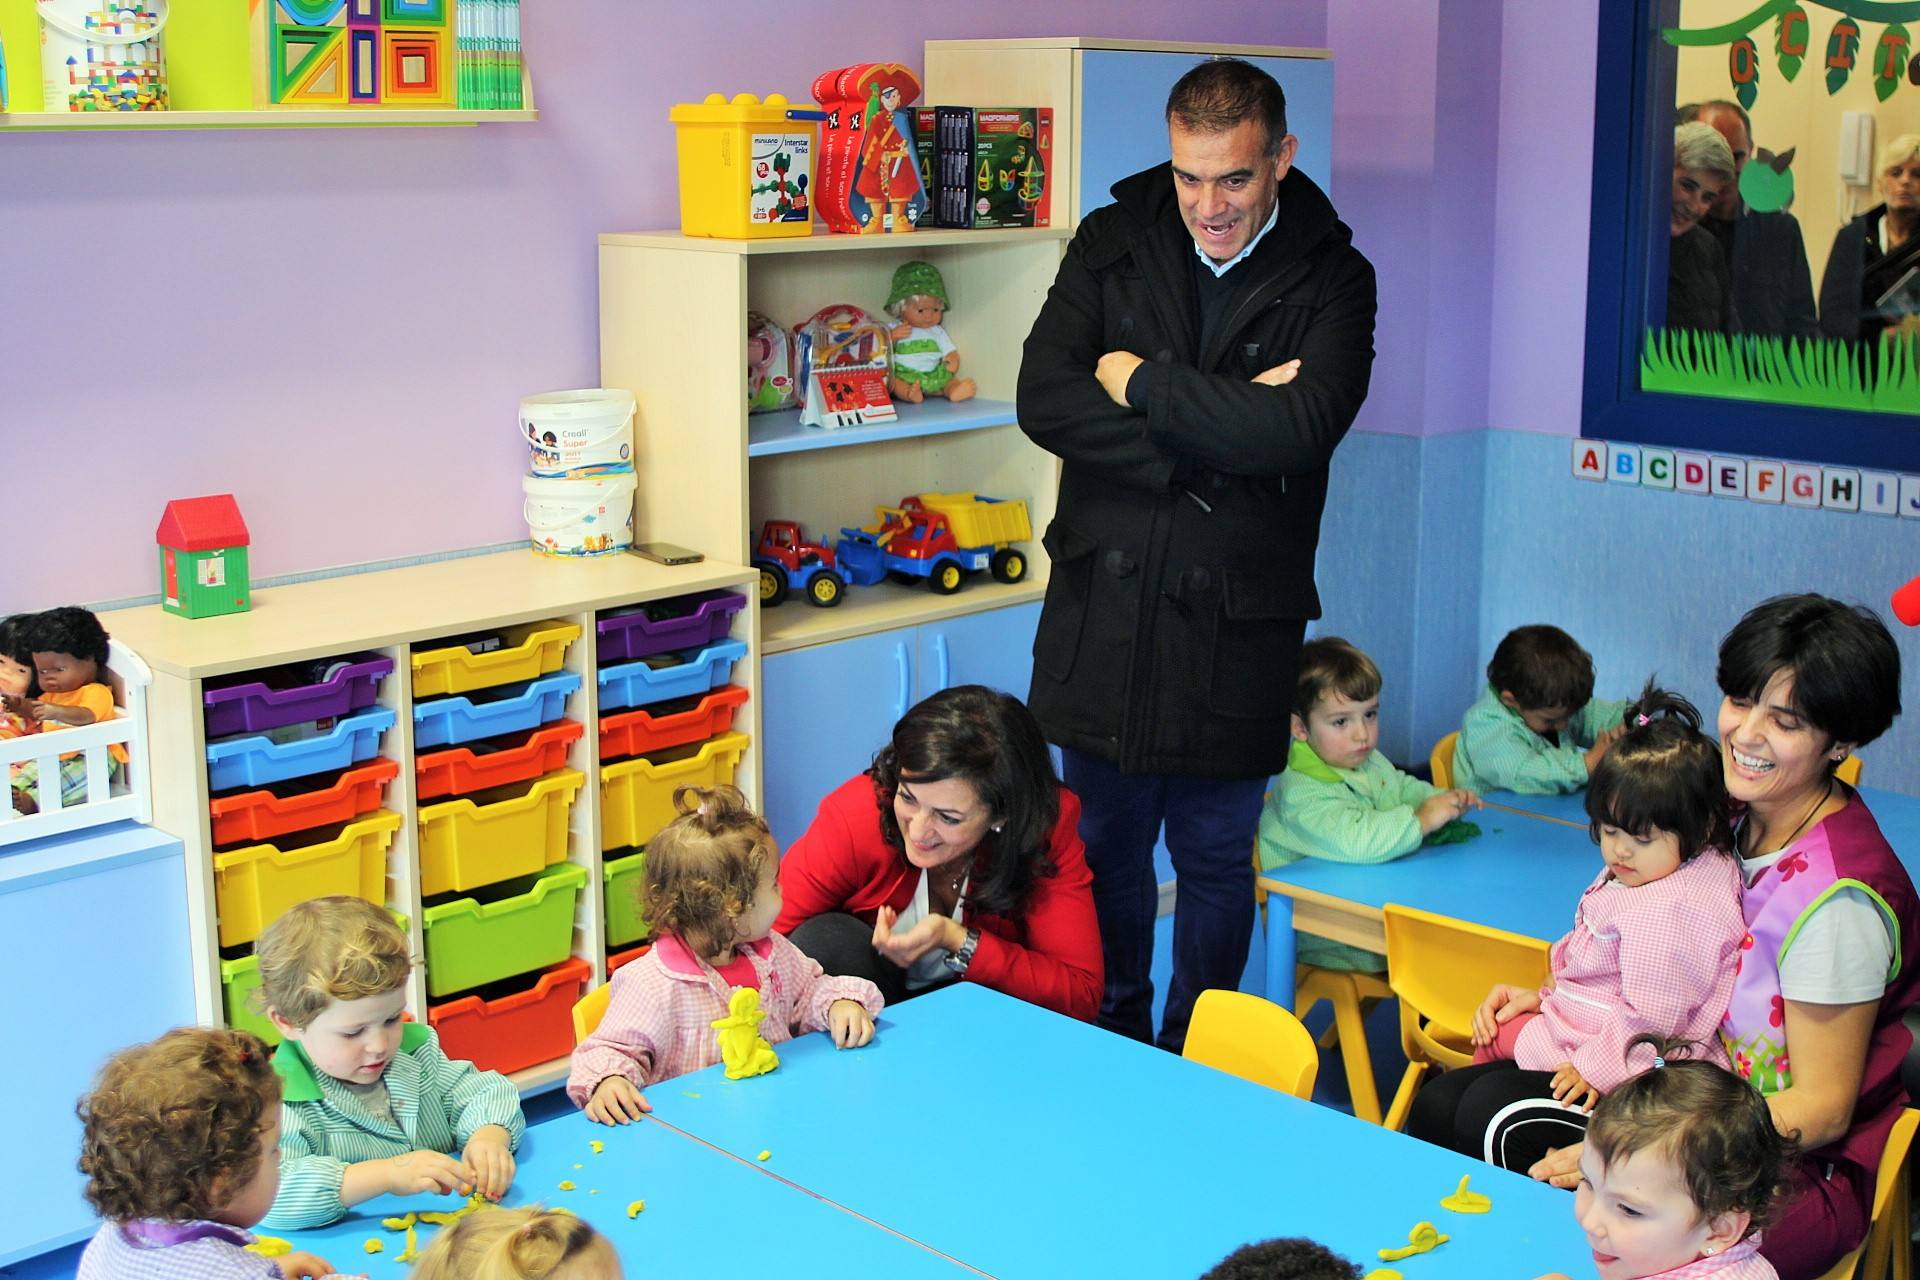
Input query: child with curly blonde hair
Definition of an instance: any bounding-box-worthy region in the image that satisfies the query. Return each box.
[257,896,523,1229]
[411,1205,620,1280]
[568,785,885,1124]
[75,1027,346,1279]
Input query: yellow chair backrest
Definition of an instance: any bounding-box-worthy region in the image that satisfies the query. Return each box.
[1183,988,1320,1100]
[1383,904,1551,1062]
[572,983,612,1044]
[1430,732,1459,790]
[1811,1106,1918,1280]
[1836,754,1863,786]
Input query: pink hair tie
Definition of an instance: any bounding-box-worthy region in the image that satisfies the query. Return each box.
[1635,713,1650,727]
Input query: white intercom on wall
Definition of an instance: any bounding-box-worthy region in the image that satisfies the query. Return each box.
[1840,110,1875,186]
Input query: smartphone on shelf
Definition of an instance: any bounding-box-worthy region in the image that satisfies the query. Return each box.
[628,541,705,565]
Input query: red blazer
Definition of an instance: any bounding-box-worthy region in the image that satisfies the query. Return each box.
[775,775,1104,1021]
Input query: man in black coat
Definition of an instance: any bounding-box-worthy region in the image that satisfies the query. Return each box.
[1016,58,1377,1051]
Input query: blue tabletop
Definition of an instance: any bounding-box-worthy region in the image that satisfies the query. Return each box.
[1262,806,1599,943]
[1480,789,1592,827]
[264,1107,969,1276]
[648,984,1594,1279]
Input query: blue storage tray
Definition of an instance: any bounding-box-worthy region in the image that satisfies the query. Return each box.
[598,640,746,713]
[205,707,396,792]
[413,672,582,750]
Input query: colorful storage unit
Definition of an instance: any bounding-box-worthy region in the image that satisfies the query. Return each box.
[209,758,400,847]
[422,861,587,997]
[417,768,584,897]
[205,707,396,791]
[596,640,745,713]
[202,654,395,737]
[602,847,649,947]
[413,673,580,749]
[600,732,750,851]
[416,720,584,801]
[412,621,580,698]
[428,956,592,1076]
[219,951,279,1046]
[213,809,404,947]
[598,685,748,761]
[596,591,746,663]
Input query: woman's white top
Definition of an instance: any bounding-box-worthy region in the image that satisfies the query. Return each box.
[896,867,969,991]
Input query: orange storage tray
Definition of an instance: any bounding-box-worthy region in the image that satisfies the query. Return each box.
[426,955,592,1076]
[415,720,585,801]
[209,759,400,847]
[599,685,749,762]
[608,943,652,975]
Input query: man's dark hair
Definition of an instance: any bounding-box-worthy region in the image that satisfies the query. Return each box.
[1676,98,1753,141]
[1200,1237,1361,1280]
[1166,57,1288,155]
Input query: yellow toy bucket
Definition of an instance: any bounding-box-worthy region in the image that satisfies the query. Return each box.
[669,92,822,239]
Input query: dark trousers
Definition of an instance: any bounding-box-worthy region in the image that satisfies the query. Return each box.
[1760,1155,1869,1280]
[1405,1060,1591,1172]
[787,911,913,1007]
[1061,748,1266,1053]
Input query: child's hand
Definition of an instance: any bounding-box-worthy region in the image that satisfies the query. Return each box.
[1251,358,1302,386]
[1453,788,1484,811]
[1584,724,1627,773]
[827,998,875,1049]
[275,1251,352,1279]
[1416,791,1468,835]
[586,1075,651,1126]
[1549,1062,1600,1112]
[384,1149,477,1198]
[462,1125,515,1201]
[1470,983,1541,1046]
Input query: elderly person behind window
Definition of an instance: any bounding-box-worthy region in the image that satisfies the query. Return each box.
[1820,132,1920,345]
[1667,121,1737,333]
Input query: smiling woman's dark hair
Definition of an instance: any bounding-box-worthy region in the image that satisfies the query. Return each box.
[1717,594,1901,755]
[868,685,1060,917]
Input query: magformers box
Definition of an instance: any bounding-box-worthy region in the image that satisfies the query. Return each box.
[914,107,1052,229]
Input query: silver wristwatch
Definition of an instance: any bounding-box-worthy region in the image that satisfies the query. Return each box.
[943,927,980,975]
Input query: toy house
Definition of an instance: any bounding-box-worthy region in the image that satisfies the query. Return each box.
[157,494,252,619]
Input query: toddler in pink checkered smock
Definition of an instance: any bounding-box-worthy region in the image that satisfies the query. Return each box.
[1471,684,1748,1108]
[569,784,885,1124]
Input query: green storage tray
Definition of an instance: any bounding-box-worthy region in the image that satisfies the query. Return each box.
[220,952,280,1046]
[422,863,586,997]
[602,848,650,947]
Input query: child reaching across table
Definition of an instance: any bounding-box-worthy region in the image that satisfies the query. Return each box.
[1407,685,1748,1170]
[1535,1038,1791,1280]
[257,897,523,1229]
[75,1027,354,1280]
[569,784,884,1125]
[1454,624,1631,794]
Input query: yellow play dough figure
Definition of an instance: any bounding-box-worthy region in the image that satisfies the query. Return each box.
[1440,1173,1491,1214]
[627,1200,646,1218]
[243,1235,291,1257]
[1362,1271,1403,1280]
[1377,1222,1449,1261]
[711,988,780,1079]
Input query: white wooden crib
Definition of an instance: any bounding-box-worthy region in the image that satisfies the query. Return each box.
[0,638,152,845]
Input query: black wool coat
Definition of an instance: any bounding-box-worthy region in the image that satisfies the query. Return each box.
[1016,161,1378,778]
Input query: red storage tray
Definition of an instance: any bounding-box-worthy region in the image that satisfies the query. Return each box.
[209,758,400,847]
[415,720,585,801]
[608,943,652,975]
[598,685,749,762]
[426,955,592,1076]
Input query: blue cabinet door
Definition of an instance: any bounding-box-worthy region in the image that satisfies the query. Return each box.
[760,631,913,853]
[913,602,1042,702]
[1078,50,1336,218]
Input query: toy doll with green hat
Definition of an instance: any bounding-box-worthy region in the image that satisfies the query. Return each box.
[883,260,976,403]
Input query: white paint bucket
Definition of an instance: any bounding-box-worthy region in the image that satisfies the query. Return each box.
[520,388,635,479]
[523,473,635,558]
[38,1,168,112]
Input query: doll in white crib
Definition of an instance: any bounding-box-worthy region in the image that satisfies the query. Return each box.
[6,607,124,815]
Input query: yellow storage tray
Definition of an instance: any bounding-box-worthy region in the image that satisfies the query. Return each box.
[213,809,403,948]
[600,731,749,852]
[412,620,581,698]
[418,768,585,897]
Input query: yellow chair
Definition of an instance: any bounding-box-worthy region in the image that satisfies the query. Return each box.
[1836,754,1864,786]
[572,983,612,1044]
[1380,903,1552,1131]
[1811,1107,1918,1280]
[1430,732,1459,790]
[1183,988,1320,1100]
[1293,966,1392,1125]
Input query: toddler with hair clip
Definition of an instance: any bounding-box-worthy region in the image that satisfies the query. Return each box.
[411,1205,619,1280]
[1535,1036,1791,1280]
[1408,684,1749,1171]
[569,784,885,1124]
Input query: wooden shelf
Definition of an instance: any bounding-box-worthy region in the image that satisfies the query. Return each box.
[598,225,1068,257]
[748,398,1019,458]
[0,105,535,130]
[760,577,1046,655]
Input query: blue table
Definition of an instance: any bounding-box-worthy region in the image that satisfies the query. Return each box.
[1481,788,1591,828]
[1257,805,1597,1009]
[264,1106,971,1276]
[647,984,1594,1278]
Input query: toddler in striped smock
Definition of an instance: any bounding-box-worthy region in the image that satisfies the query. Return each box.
[256,896,524,1229]
[76,1027,352,1279]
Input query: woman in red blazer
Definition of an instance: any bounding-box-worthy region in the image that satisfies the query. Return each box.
[774,685,1104,1021]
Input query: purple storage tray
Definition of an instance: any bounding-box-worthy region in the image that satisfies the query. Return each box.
[203,655,396,737]
[597,591,747,663]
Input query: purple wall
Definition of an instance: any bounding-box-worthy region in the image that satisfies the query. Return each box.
[1,3,1327,610]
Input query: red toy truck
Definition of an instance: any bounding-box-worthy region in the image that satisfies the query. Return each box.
[753,520,852,607]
